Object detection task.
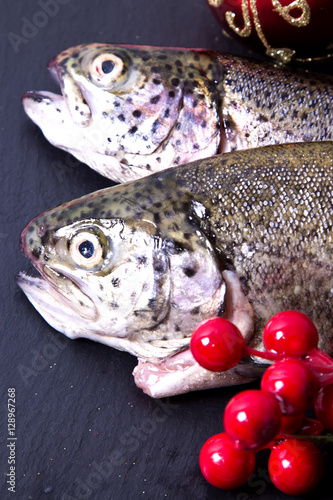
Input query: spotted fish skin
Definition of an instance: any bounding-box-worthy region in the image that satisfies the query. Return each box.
[18,142,333,397]
[22,44,333,182]
[218,54,333,151]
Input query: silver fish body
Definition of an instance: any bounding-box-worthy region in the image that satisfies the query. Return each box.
[18,142,333,397]
[23,44,333,182]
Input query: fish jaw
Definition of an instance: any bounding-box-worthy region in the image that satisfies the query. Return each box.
[16,271,154,355]
[22,90,126,179]
[22,90,69,143]
[16,272,94,340]
[22,90,89,156]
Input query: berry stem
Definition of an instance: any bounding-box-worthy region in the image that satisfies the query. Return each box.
[281,433,333,445]
[305,348,333,371]
[304,348,333,386]
[244,346,333,384]
[244,346,284,362]
[316,373,333,387]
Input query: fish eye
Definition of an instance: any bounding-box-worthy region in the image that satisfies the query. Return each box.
[89,53,124,86]
[69,231,104,269]
[101,60,115,74]
[78,240,95,258]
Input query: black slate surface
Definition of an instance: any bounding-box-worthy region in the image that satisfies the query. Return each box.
[1,1,332,499]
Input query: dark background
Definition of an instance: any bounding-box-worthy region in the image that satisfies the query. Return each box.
[1,1,332,499]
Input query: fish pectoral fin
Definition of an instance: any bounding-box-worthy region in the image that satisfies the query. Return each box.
[133,270,257,398]
[222,270,254,344]
[133,348,258,398]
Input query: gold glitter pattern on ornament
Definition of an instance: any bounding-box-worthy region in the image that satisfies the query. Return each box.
[208,0,313,63]
[250,0,297,63]
[225,0,252,37]
[208,0,224,7]
[272,0,311,28]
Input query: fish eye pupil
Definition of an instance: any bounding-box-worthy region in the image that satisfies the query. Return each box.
[101,60,115,74]
[78,240,95,259]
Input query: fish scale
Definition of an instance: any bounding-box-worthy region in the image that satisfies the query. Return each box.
[18,142,333,397]
[23,44,333,182]
[218,53,333,149]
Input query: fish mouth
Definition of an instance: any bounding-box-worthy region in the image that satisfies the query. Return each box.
[23,57,67,115]
[22,89,77,148]
[24,43,111,130]
[17,272,84,338]
[22,71,131,180]
[22,50,93,144]
[22,84,119,178]
[22,59,91,125]
[21,86,164,182]
[17,261,98,338]
[22,89,68,122]
[18,217,98,322]
[43,264,98,320]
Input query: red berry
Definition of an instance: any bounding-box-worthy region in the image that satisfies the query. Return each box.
[279,413,304,434]
[199,432,256,489]
[315,383,333,432]
[261,358,320,416]
[190,317,245,372]
[298,417,325,436]
[263,310,318,357]
[268,438,324,495]
[224,389,281,451]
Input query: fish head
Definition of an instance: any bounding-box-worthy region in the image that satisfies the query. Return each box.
[18,179,226,360]
[22,44,222,182]
[18,186,172,354]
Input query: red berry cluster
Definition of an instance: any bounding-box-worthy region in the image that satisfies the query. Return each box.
[190,311,333,495]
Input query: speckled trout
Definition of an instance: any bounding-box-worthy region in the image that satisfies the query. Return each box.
[23,44,333,183]
[17,142,333,397]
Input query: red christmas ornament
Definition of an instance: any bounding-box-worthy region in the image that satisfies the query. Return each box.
[206,0,333,63]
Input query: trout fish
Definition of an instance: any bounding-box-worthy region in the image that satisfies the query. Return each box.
[23,44,333,183]
[17,142,333,397]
